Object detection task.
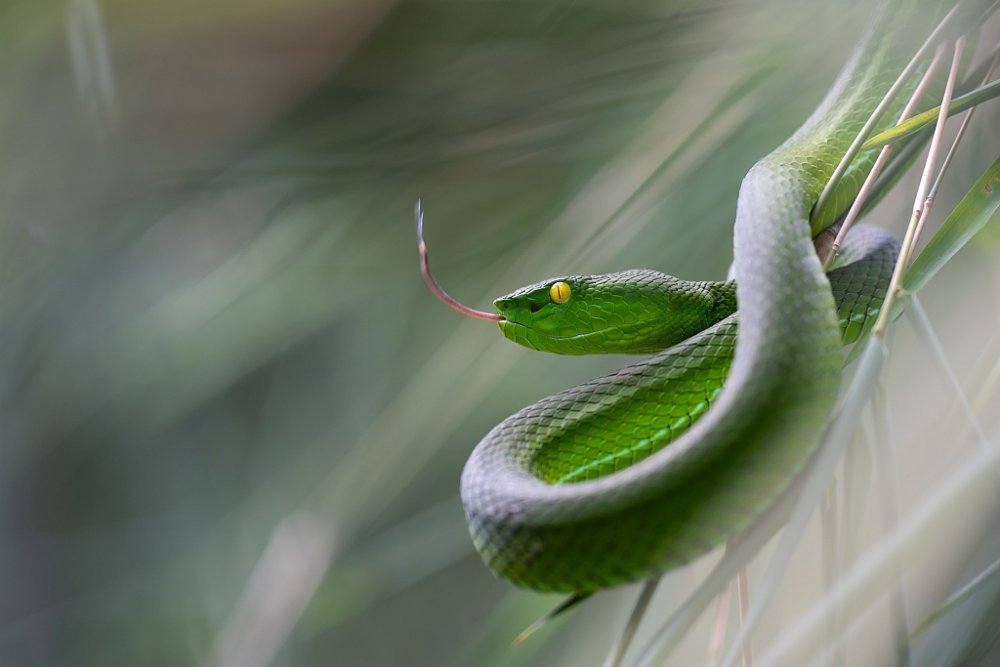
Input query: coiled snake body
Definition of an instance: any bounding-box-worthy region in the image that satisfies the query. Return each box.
[458,0,947,592]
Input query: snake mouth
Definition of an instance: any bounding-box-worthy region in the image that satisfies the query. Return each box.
[499,319,614,343]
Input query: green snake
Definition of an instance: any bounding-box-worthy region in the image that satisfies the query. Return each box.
[425,0,972,593]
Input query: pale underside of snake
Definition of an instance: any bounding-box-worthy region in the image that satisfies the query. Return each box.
[422,0,985,593]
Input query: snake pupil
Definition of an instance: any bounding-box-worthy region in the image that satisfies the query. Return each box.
[549,281,572,304]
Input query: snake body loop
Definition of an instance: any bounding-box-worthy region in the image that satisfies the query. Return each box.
[460,0,946,592]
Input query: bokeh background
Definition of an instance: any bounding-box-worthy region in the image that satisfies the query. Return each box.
[1,0,998,665]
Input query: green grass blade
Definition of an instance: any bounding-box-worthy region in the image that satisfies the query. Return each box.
[902,154,1000,293]
[912,554,1000,638]
[862,78,1000,151]
[513,593,591,646]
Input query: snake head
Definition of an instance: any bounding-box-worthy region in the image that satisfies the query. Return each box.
[494,270,734,355]
[493,275,595,353]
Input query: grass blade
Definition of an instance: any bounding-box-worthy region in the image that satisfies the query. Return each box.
[871,387,911,667]
[902,154,1000,294]
[861,78,1000,151]
[872,37,965,336]
[754,428,1000,667]
[912,553,1000,637]
[720,338,888,667]
[602,579,660,667]
[513,594,592,646]
[905,297,990,451]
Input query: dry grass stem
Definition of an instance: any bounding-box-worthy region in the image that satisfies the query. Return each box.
[873,37,965,336]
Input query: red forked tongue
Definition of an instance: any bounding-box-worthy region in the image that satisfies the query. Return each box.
[415,200,503,322]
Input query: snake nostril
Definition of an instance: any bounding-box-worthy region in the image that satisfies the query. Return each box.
[495,299,513,312]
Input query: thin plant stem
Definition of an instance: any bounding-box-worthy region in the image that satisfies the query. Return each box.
[871,387,911,667]
[822,45,947,270]
[967,328,1000,409]
[820,488,840,667]
[912,553,1000,637]
[913,36,968,247]
[835,428,875,667]
[602,578,660,667]
[512,593,591,646]
[753,419,1000,667]
[630,488,805,667]
[708,581,734,667]
[810,4,961,226]
[906,296,990,451]
[872,37,964,337]
[737,568,753,667]
[719,340,887,667]
[973,347,1000,417]
[915,51,1000,243]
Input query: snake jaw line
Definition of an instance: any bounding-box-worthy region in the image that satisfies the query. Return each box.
[498,319,619,352]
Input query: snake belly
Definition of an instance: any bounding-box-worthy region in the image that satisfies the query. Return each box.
[461,0,939,593]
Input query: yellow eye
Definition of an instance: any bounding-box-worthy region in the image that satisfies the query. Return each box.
[549,281,572,304]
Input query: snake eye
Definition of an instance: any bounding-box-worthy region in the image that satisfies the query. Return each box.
[549,281,571,304]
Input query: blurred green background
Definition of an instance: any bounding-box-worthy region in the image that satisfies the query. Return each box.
[0,1,998,665]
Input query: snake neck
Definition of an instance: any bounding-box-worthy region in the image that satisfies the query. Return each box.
[768,0,950,233]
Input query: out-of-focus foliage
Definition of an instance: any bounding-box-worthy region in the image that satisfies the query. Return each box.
[0,1,997,666]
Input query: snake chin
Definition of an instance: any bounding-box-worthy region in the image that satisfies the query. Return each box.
[498,319,615,352]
